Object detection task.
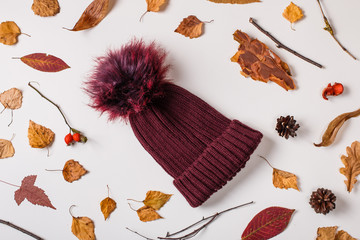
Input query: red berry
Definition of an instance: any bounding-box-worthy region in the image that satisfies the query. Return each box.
[64,133,73,145]
[73,133,81,142]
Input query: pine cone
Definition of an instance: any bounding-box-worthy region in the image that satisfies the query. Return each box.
[309,188,336,215]
[275,115,300,139]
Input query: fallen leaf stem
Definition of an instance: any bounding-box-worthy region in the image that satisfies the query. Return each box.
[127,198,143,203]
[249,17,323,68]
[8,109,13,127]
[69,205,76,217]
[316,0,357,60]
[0,179,20,188]
[139,11,149,22]
[128,202,138,211]
[0,106,6,113]
[0,219,44,240]
[21,33,31,37]
[45,169,63,171]
[202,19,214,24]
[258,155,275,169]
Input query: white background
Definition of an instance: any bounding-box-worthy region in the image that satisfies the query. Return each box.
[1,0,360,239]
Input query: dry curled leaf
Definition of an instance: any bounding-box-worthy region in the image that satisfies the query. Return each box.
[28,120,55,148]
[175,15,204,39]
[137,206,162,222]
[314,108,360,147]
[283,2,304,27]
[0,139,15,159]
[14,175,56,209]
[340,141,360,192]
[146,0,167,12]
[317,226,338,240]
[143,190,172,210]
[0,88,23,110]
[335,230,356,240]
[71,216,95,240]
[66,0,109,31]
[63,160,88,183]
[232,30,295,91]
[32,0,60,17]
[273,168,299,191]
[100,197,116,220]
[18,53,70,72]
[0,21,21,45]
[208,0,260,4]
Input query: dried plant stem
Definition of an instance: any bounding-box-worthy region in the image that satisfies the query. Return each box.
[0,219,43,240]
[249,18,323,69]
[21,33,31,37]
[126,227,155,240]
[316,0,357,60]
[258,155,275,169]
[139,11,149,22]
[0,179,20,188]
[8,109,13,127]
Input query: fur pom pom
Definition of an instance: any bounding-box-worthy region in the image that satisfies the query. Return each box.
[85,40,169,120]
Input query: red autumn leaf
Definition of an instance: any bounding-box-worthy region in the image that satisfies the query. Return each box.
[241,206,294,240]
[14,175,56,209]
[18,53,70,72]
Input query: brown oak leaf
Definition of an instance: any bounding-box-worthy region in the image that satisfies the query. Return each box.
[340,141,360,192]
[146,0,167,12]
[208,0,260,3]
[232,30,295,91]
[100,197,116,220]
[143,190,172,210]
[28,120,55,148]
[66,0,109,31]
[32,0,60,17]
[0,138,15,159]
[63,160,88,183]
[137,206,162,222]
[14,175,56,209]
[273,168,299,191]
[0,21,21,45]
[0,88,23,110]
[175,15,204,39]
[71,216,95,240]
[335,230,356,240]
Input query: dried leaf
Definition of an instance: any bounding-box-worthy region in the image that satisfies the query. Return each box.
[67,0,109,31]
[317,226,338,240]
[283,2,304,24]
[71,216,95,240]
[146,0,167,12]
[241,206,294,240]
[232,30,295,91]
[0,88,23,110]
[335,230,356,240]
[62,160,88,183]
[273,168,299,191]
[208,0,260,4]
[0,21,21,45]
[100,197,116,220]
[137,206,162,222]
[314,108,360,147]
[0,139,15,159]
[28,120,55,148]
[340,141,360,192]
[14,175,56,209]
[143,191,172,210]
[32,0,60,17]
[19,53,70,72]
[175,15,204,39]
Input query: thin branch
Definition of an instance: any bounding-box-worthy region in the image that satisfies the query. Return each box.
[249,17,323,69]
[0,179,20,188]
[126,227,155,240]
[316,0,357,60]
[0,219,43,240]
[258,155,275,169]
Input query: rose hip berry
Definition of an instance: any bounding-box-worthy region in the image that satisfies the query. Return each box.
[73,133,81,142]
[64,133,73,145]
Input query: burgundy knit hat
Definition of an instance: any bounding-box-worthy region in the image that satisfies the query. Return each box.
[85,40,263,207]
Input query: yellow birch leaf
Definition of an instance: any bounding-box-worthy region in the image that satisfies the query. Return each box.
[273,168,299,191]
[0,21,21,45]
[0,88,23,110]
[146,0,166,12]
[283,2,304,24]
[335,230,356,240]
[317,226,338,240]
[175,15,204,39]
[208,0,260,4]
[28,120,55,148]
[63,160,88,183]
[340,141,360,192]
[100,197,116,220]
[0,139,15,159]
[32,0,60,17]
[137,206,162,222]
[143,191,172,210]
[71,216,95,240]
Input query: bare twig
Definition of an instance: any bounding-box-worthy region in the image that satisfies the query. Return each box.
[0,219,43,240]
[249,18,323,69]
[316,0,357,60]
[126,227,155,240]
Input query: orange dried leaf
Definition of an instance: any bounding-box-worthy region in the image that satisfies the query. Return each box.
[208,0,260,4]
[273,168,299,191]
[340,141,360,192]
[175,15,204,39]
[0,21,21,45]
[100,197,117,220]
[32,0,60,17]
[63,160,88,183]
[232,30,295,91]
[71,216,95,240]
[317,226,338,240]
[137,206,162,222]
[28,120,55,148]
[0,139,15,159]
[283,2,303,24]
[67,0,109,31]
[146,0,167,12]
[0,88,23,110]
[335,230,356,240]
[143,190,172,210]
